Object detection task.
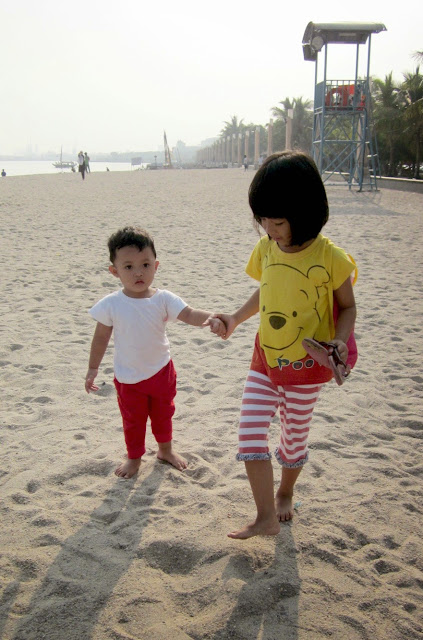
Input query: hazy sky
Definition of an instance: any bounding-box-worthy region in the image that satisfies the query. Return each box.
[1,0,421,155]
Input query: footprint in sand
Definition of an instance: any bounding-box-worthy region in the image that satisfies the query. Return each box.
[11,493,31,504]
[31,516,58,528]
[26,480,40,493]
[22,395,53,404]
[10,344,23,351]
[35,534,62,547]
[140,540,205,575]
[374,559,401,575]
[23,364,44,373]
[93,382,114,397]
[14,558,39,581]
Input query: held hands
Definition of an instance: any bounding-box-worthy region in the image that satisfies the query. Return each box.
[203,315,227,338]
[85,368,99,393]
[203,313,237,340]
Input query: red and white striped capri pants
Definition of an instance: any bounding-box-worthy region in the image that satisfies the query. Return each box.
[236,369,322,468]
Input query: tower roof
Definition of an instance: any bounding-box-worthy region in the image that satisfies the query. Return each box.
[302,21,387,60]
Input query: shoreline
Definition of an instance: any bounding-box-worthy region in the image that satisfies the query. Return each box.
[1,163,423,193]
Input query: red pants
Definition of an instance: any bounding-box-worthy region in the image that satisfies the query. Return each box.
[114,360,177,459]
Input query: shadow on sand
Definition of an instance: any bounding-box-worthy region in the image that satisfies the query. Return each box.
[7,466,165,640]
[212,528,300,640]
[4,467,301,640]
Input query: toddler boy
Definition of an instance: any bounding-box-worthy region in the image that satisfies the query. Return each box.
[85,226,224,478]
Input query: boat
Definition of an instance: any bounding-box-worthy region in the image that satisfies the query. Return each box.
[53,160,77,169]
[53,160,76,169]
[53,147,77,170]
[163,131,173,168]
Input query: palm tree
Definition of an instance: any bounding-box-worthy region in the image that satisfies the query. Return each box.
[271,97,313,152]
[372,73,402,176]
[220,115,245,138]
[292,97,314,151]
[271,98,294,121]
[401,66,423,179]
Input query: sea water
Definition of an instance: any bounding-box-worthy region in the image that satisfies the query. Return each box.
[0,160,147,177]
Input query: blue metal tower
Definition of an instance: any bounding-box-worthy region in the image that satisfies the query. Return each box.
[302,22,386,190]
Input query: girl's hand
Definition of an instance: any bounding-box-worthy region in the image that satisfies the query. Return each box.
[203,316,227,338]
[330,339,348,362]
[85,368,99,393]
[203,316,226,337]
[210,317,227,337]
[212,314,237,340]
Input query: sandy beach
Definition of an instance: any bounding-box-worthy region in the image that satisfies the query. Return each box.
[0,168,422,640]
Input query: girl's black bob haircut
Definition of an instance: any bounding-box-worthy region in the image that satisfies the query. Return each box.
[248,150,329,247]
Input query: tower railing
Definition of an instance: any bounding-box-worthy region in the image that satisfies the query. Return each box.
[312,78,377,189]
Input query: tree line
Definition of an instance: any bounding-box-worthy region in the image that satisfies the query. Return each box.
[219,53,422,180]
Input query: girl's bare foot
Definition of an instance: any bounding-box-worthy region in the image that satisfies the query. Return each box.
[157,443,187,471]
[115,457,141,479]
[228,516,280,539]
[275,492,294,521]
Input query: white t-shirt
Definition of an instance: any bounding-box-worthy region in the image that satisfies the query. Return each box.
[89,288,187,384]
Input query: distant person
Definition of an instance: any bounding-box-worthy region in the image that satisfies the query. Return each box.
[106,167,110,172]
[243,155,248,171]
[1,169,6,177]
[84,152,90,173]
[78,151,86,180]
[258,154,264,168]
[84,226,225,479]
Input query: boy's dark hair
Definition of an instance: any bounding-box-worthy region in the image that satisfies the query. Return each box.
[248,150,329,246]
[108,226,156,263]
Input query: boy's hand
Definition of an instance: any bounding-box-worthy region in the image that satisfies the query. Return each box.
[204,314,237,340]
[206,316,227,338]
[85,368,99,393]
[203,315,227,337]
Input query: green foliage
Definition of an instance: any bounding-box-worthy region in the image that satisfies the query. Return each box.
[372,73,403,175]
[219,118,268,157]
[213,61,422,178]
[220,115,245,137]
[372,66,423,178]
[271,97,313,153]
[401,66,423,178]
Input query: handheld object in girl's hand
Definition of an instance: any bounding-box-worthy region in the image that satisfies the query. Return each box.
[302,338,351,386]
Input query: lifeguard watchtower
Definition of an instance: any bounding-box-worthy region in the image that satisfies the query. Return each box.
[302,22,386,190]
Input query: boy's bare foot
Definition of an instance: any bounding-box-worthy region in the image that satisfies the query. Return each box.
[228,516,280,539]
[157,443,187,471]
[275,492,294,521]
[115,457,141,479]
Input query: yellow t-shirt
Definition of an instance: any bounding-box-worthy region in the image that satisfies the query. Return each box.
[246,234,355,371]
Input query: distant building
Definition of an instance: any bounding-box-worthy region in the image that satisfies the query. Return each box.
[172,140,199,163]
[199,137,218,148]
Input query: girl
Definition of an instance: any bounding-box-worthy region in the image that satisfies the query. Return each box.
[214,151,357,539]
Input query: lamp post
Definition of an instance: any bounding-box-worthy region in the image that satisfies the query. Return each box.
[267,119,273,157]
[244,131,249,163]
[237,133,242,166]
[286,109,293,150]
[254,128,260,167]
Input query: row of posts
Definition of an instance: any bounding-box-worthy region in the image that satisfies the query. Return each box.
[196,112,293,167]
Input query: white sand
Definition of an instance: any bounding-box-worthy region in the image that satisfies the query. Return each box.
[0,169,422,640]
